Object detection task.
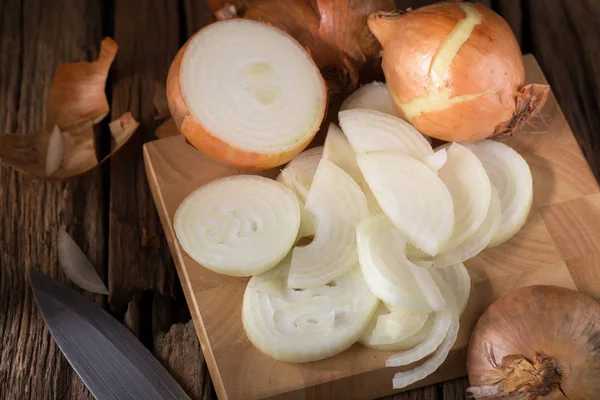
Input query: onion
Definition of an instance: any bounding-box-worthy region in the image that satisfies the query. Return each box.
[322,123,381,214]
[435,263,471,316]
[242,256,379,363]
[467,285,600,399]
[463,140,533,248]
[356,152,454,256]
[288,158,368,288]
[368,2,550,142]
[359,303,429,350]
[356,214,445,312]
[174,175,300,276]
[276,147,323,204]
[167,19,327,170]
[338,109,433,160]
[423,148,447,171]
[341,81,401,117]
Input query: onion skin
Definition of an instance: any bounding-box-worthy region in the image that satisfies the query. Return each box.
[166,28,325,171]
[467,285,600,399]
[368,2,550,142]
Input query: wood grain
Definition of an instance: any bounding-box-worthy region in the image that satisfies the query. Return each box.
[143,55,590,400]
[0,0,105,399]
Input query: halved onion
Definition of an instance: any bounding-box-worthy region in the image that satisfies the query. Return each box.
[340,81,401,117]
[463,140,533,247]
[356,152,454,256]
[174,175,300,276]
[437,143,491,252]
[276,146,323,203]
[432,185,501,268]
[242,256,379,363]
[322,123,381,214]
[288,159,368,288]
[359,302,429,351]
[167,19,327,170]
[357,214,445,311]
[338,109,433,159]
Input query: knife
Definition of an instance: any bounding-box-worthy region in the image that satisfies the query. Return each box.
[29,268,192,400]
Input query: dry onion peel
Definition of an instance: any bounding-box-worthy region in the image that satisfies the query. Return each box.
[167,19,327,170]
[368,2,550,142]
[322,124,381,214]
[338,109,433,159]
[288,158,368,288]
[357,214,445,312]
[174,175,300,276]
[463,140,533,248]
[356,152,454,256]
[467,285,600,399]
[242,256,378,363]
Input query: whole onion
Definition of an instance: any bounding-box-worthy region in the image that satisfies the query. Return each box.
[368,1,550,142]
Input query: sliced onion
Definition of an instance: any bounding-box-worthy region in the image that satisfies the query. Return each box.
[288,159,368,288]
[340,81,401,117]
[242,256,379,363]
[432,185,501,268]
[174,175,300,276]
[322,123,381,214]
[359,302,429,350]
[356,152,454,256]
[436,263,471,316]
[423,148,447,171]
[356,214,445,311]
[276,146,323,203]
[438,143,491,252]
[338,109,433,159]
[463,140,533,247]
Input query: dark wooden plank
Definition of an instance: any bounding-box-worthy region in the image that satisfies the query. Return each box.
[0,0,106,399]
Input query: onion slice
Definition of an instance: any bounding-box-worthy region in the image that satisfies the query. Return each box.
[174,175,300,276]
[242,257,379,363]
[289,159,368,288]
[322,124,380,214]
[276,146,323,203]
[357,214,446,311]
[463,140,533,247]
[341,81,401,117]
[424,148,447,171]
[356,152,454,256]
[436,263,471,316]
[338,109,433,159]
[359,303,429,350]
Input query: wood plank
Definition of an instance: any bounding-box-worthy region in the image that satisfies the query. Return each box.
[0,0,106,399]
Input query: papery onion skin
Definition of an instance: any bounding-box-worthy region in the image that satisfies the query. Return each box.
[166,20,327,171]
[368,2,550,142]
[467,285,600,399]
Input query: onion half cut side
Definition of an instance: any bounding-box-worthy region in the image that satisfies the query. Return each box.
[357,214,445,312]
[242,256,379,363]
[167,19,327,170]
[463,140,533,247]
[357,152,454,256]
[174,175,300,276]
[289,159,368,288]
[338,109,433,159]
[322,124,381,214]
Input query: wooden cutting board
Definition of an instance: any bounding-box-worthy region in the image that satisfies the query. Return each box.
[143,55,600,400]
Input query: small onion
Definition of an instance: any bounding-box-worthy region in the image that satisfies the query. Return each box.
[367,2,550,142]
[467,285,600,399]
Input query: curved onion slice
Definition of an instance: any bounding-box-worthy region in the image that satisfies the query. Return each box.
[322,123,380,214]
[338,109,433,159]
[356,152,454,256]
[276,146,323,203]
[437,263,471,316]
[243,257,379,363]
[357,215,446,311]
[174,175,300,276]
[438,143,491,252]
[424,148,447,171]
[359,303,429,350]
[463,140,533,247]
[340,81,401,117]
[288,159,368,288]
[432,185,501,268]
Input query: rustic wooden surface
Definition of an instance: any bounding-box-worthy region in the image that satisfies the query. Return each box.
[1,1,600,399]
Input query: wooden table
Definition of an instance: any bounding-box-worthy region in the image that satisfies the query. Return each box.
[1,1,599,399]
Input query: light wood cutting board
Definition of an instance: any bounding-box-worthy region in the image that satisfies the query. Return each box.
[143,55,600,400]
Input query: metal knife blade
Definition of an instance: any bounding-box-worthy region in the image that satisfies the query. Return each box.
[29,268,192,400]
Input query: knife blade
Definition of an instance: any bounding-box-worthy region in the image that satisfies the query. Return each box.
[29,268,192,400]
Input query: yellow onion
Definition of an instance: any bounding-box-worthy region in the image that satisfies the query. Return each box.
[368,1,550,142]
[467,285,600,399]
